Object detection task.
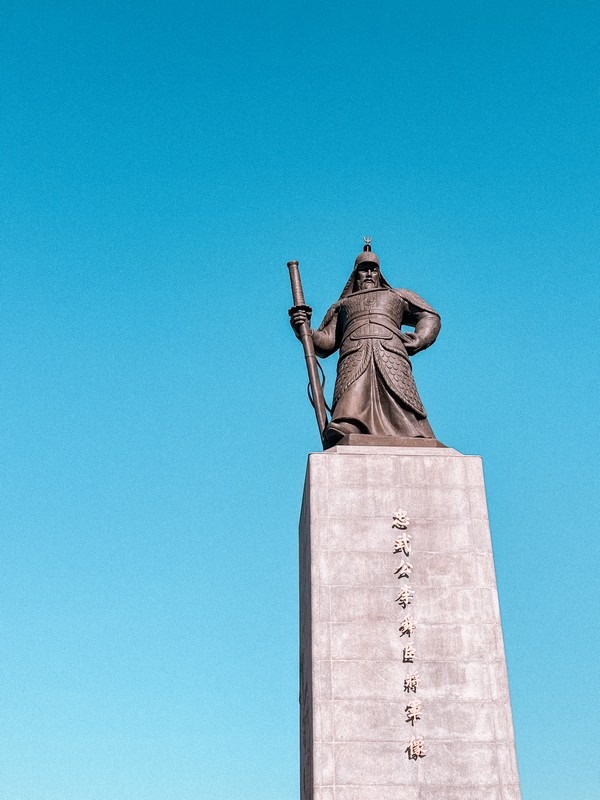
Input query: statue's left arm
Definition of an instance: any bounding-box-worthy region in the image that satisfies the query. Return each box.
[397,289,441,356]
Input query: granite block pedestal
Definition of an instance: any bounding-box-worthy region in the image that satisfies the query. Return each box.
[299,446,521,800]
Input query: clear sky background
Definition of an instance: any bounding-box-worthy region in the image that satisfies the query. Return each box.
[1,2,598,798]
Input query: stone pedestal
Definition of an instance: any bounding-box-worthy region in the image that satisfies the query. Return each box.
[299,446,521,800]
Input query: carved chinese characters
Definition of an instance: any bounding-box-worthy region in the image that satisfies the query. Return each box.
[404,672,420,692]
[396,588,414,608]
[394,561,413,579]
[405,702,422,726]
[399,616,416,636]
[392,507,426,761]
[407,736,427,760]
[403,644,416,663]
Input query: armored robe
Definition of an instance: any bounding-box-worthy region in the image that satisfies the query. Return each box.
[312,286,440,443]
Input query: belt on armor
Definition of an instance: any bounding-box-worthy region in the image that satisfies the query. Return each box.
[343,314,404,343]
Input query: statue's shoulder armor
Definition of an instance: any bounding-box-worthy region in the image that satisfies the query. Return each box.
[317,301,341,331]
[337,293,364,315]
[392,288,439,316]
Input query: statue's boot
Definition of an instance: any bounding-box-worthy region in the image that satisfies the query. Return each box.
[323,421,360,448]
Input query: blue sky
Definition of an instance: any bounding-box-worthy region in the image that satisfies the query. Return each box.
[0,2,598,798]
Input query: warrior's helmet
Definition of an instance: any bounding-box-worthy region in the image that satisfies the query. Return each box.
[353,237,380,269]
[339,237,391,298]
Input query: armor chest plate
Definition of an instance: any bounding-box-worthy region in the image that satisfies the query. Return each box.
[339,289,405,323]
[338,289,406,341]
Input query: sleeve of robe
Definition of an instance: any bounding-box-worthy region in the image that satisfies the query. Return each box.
[312,302,341,358]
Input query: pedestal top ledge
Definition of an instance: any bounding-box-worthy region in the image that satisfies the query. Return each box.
[322,444,467,457]
[327,434,448,449]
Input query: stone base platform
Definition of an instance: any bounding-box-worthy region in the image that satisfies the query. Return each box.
[299,446,520,800]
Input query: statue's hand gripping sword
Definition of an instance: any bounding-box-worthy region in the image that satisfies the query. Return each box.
[287,260,329,443]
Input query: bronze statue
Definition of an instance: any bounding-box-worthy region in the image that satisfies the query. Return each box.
[288,239,441,448]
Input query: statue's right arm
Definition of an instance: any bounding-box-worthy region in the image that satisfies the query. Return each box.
[312,303,340,358]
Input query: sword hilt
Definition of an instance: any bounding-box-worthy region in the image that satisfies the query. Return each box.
[287,260,306,307]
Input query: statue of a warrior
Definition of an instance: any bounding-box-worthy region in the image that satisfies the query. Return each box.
[288,239,441,448]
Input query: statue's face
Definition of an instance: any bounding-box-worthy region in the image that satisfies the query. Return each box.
[356,263,381,290]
